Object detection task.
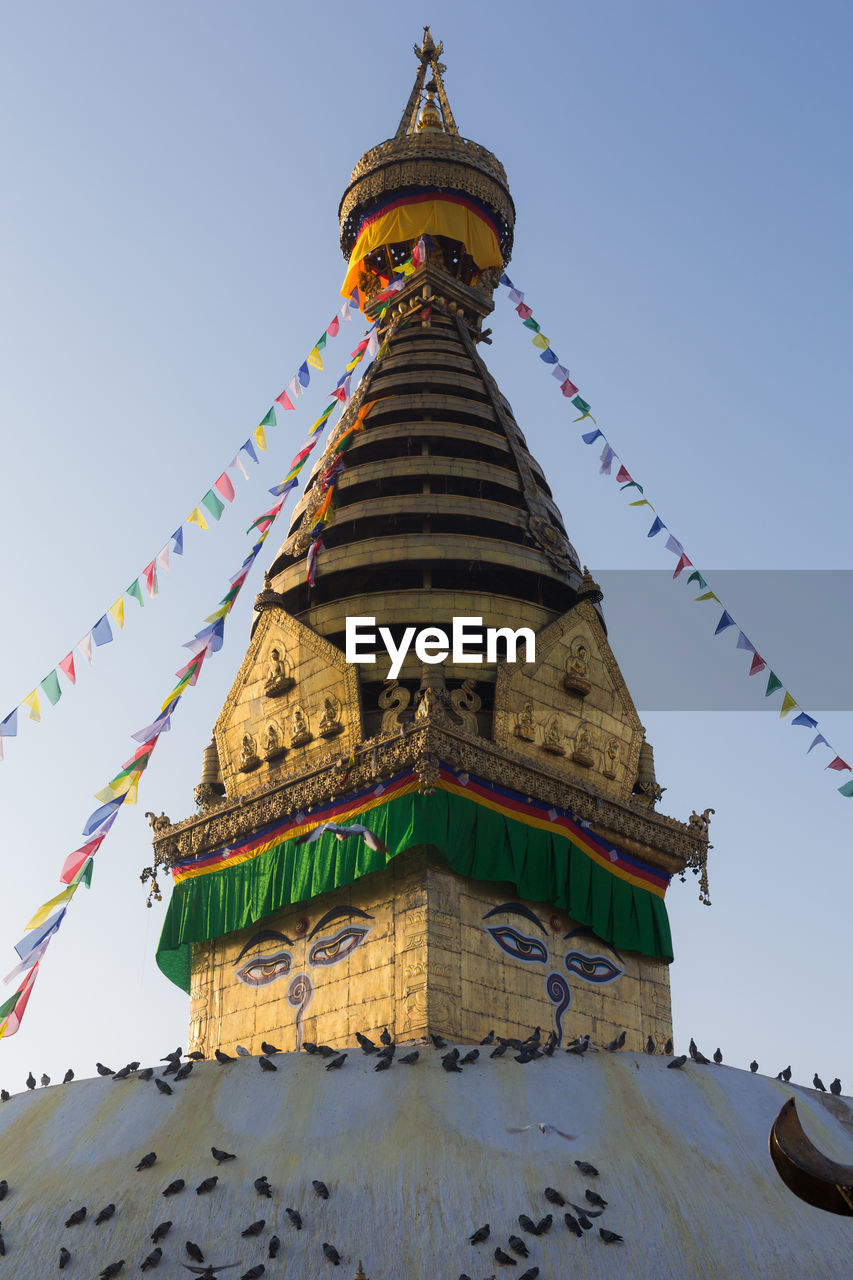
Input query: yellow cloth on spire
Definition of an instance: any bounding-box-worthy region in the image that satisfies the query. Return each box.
[341,196,502,303]
[25,884,77,930]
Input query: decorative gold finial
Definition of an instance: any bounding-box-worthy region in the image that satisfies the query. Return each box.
[354,1263,368,1280]
[416,86,443,133]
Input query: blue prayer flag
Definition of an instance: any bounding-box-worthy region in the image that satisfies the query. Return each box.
[82,797,124,837]
[647,517,666,538]
[582,429,604,445]
[92,615,113,646]
[242,438,258,465]
[0,709,17,737]
[714,610,736,635]
[171,527,184,556]
[298,363,310,387]
[791,712,818,729]
[539,348,559,365]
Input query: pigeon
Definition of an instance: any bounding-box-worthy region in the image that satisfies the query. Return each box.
[254,1177,272,1198]
[0,1092,8,1103]
[322,1242,341,1265]
[65,1207,87,1227]
[159,1062,179,1078]
[566,1040,589,1058]
[518,1214,537,1234]
[645,1036,655,1054]
[374,1058,393,1072]
[113,1063,137,1080]
[316,1046,337,1059]
[40,1073,50,1087]
[26,1072,36,1090]
[138,1068,154,1081]
[571,1206,595,1230]
[518,1271,540,1280]
[460,1049,480,1065]
[831,1078,842,1096]
[162,1179,186,1197]
[750,1061,759,1074]
[140,1247,162,1270]
[0,1182,6,1200]
[696,1050,713,1065]
[99,1262,124,1279]
[481,1030,495,1045]
[443,1048,460,1064]
[574,1160,599,1177]
[161,1048,182,1064]
[544,1187,565,1206]
[261,1042,280,1056]
[490,1043,509,1058]
[235,1045,251,1057]
[506,1123,576,1140]
[303,1042,320,1055]
[604,1032,626,1052]
[186,1241,205,1263]
[355,1034,376,1055]
[443,1059,463,1073]
[96,1063,114,1077]
[782,1066,792,1082]
[524,1027,542,1046]
[212,1147,237,1164]
[713,1048,723,1065]
[543,1032,558,1057]
[664,1037,674,1055]
[399,1051,419,1065]
[668,1055,688,1070]
[469,1224,490,1244]
[600,1228,624,1244]
[136,1152,157,1171]
[174,1062,194,1081]
[689,1038,698,1059]
[494,1246,517,1265]
[0,1234,4,1256]
[269,1235,280,1257]
[151,1221,172,1243]
[564,1213,583,1237]
[214,1049,234,1065]
[241,1220,266,1237]
[508,1235,529,1257]
[59,1246,71,1268]
[259,1057,277,1073]
[155,1079,173,1096]
[186,1051,205,1060]
[241,1267,266,1280]
[514,1052,534,1065]
[533,1215,553,1235]
[814,1074,827,1092]
[313,1180,330,1199]
[196,1176,218,1194]
[325,1054,347,1071]
[285,1208,302,1229]
[585,1189,607,1209]
[430,1034,448,1049]
[380,1027,392,1046]
[95,1203,116,1224]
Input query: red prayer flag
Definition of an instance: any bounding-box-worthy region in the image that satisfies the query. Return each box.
[616,466,632,484]
[560,378,579,398]
[749,652,767,676]
[60,835,106,884]
[215,472,235,503]
[59,652,76,685]
[275,390,294,410]
[673,553,693,579]
[143,561,157,595]
[327,316,340,338]
[515,302,533,320]
[827,756,852,772]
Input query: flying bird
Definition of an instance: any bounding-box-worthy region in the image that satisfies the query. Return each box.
[259,1057,277,1073]
[507,1235,529,1258]
[241,1220,266,1238]
[196,1176,218,1194]
[186,1241,205,1263]
[570,1206,594,1230]
[99,1262,125,1279]
[211,1147,236,1164]
[140,1247,162,1271]
[182,1267,241,1279]
[214,1050,234,1065]
[544,1187,565,1206]
[151,1221,172,1243]
[162,1179,186,1197]
[494,1246,517,1264]
[574,1160,599,1177]
[95,1203,116,1224]
[831,1078,842,1096]
[59,1246,71,1269]
[469,1224,490,1244]
[285,1208,302,1229]
[261,1042,280,1056]
[750,1061,759,1074]
[26,1073,35,1090]
[313,1180,330,1199]
[325,1054,347,1071]
[600,1228,624,1244]
[301,821,388,853]
[135,1152,157,1171]
[506,1123,576,1140]
[814,1074,827,1092]
[399,1050,419,1065]
[95,1063,114,1077]
[65,1207,87,1227]
[322,1242,341,1265]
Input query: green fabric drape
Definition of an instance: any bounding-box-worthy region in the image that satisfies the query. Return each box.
[156,788,673,992]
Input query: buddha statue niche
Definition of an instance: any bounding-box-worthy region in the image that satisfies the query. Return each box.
[239,733,261,772]
[563,637,592,697]
[289,704,312,749]
[542,717,565,755]
[514,701,536,742]
[262,721,287,762]
[318,696,344,739]
[602,736,619,780]
[264,647,294,697]
[571,722,594,768]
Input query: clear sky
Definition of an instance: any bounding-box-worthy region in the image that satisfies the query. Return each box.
[0,1,851,1092]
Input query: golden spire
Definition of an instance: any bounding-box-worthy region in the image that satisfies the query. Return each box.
[396,28,458,138]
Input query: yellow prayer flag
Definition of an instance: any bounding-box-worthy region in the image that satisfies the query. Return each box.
[779,692,797,718]
[186,507,209,532]
[109,598,125,630]
[629,499,653,509]
[307,347,324,371]
[531,333,550,350]
[23,690,40,722]
[25,884,77,931]
[254,424,267,452]
[94,772,140,805]
[695,591,720,603]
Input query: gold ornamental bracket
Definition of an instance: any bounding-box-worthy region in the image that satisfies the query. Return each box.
[769,1097,853,1215]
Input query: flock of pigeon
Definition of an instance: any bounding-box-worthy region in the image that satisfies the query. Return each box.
[0,1027,843,1277]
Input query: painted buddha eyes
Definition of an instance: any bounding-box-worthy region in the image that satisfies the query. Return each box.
[235,951,292,987]
[564,951,623,985]
[486,925,549,965]
[309,926,370,967]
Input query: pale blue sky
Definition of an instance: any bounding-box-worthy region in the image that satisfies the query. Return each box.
[0,1,850,1089]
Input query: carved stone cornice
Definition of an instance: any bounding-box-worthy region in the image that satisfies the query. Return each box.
[151,719,710,883]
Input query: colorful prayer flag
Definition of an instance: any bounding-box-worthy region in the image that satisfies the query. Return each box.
[791,712,818,729]
[127,578,144,607]
[78,633,94,665]
[808,733,829,753]
[673,554,692,578]
[254,424,267,452]
[1,709,18,736]
[765,672,783,697]
[60,836,106,884]
[687,571,707,590]
[582,428,603,444]
[600,446,615,475]
[0,964,40,1038]
[215,473,236,502]
[187,507,209,532]
[827,756,852,772]
[748,652,766,676]
[616,466,632,485]
[648,517,666,538]
[109,598,125,629]
[40,670,62,706]
[531,333,550,351]
[143,561,158,596]
[735,632,755,653]
[695,591,721,603]
[171,526,184,554]
[307,346,324,371]
[779,692,797,718]
[242,438,258,465]
[25,886,77,931]
[92,614,112,646]
[260,407,277,427]
[714,610,735,635]
[275,390,294,410]
[202,489,225,522]
[23,689,40,721]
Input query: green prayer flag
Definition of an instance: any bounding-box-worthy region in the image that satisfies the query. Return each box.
[572,395,592,414]
[765,672,783,697]
[127,578,144,607]
[838,779,853,798]
[622,481,644,494]
[220,584,241,606]
[316,332,327,351]
[40,670,62,707]
[0,987,22,1021]
[687,571,707,590]
[260,407,276,427]
[72,857,94,887]
[522,317,541,332]
[202,489,225,521]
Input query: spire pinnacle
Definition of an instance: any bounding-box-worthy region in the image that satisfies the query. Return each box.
[396,29,459,138]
